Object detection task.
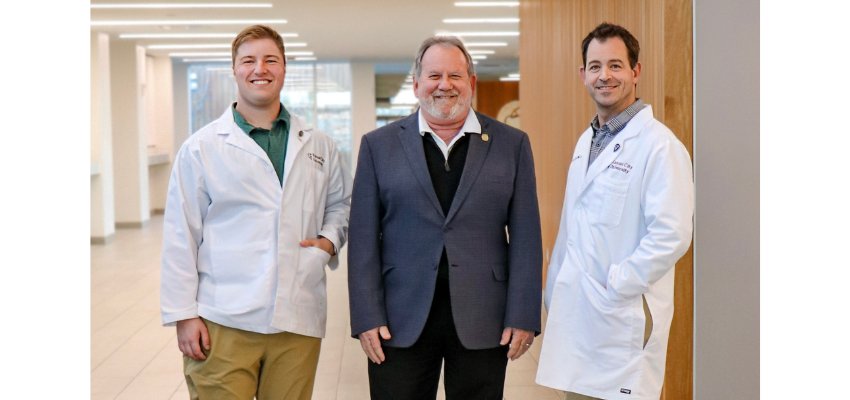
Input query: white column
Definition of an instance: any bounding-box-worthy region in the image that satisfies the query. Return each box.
[172,61,191,155]
[350,62,376,171]
[110,40,150,227]
[146,55,175,214]
[91,32,116,243]
[693,0,759,398]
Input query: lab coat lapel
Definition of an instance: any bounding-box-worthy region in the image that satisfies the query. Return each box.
[445,113,489,225]
[218,109,273,166]
[398,114,445,218]
[580,107,652,193]
[281,116,309,189]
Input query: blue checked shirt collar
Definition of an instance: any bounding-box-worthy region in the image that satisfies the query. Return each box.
[588,99,646,166]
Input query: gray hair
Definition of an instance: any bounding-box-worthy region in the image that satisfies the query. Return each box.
[413,36,476,79]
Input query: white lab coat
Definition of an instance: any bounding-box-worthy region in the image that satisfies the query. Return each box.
[160,106,351,338]
[535,106,694,400]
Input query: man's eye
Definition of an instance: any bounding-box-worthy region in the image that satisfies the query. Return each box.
[589,66,599,71]
[611,65,622,70]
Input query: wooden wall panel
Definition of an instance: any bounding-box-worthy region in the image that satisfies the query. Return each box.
[660,0,694,398]
[520,1,693,399]
[475,80,520,120]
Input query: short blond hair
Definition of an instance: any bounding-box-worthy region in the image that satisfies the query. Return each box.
[231,24,286,67]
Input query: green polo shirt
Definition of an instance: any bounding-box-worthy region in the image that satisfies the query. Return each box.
[232,103,291,185]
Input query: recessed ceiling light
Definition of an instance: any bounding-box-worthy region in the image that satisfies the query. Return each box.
[120,33,299,39]
[471,55,488,60]
[437,31,519,37]
[462,42,508,47]
[443,18,519,24]
[454,1,519,7]
[92,19,287,26]
[91,3,272,9]
[468,50,495,55]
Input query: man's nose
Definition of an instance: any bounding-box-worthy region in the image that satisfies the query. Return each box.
[254,61,268,74]
[437,75,452,90]
[598,66,611,80]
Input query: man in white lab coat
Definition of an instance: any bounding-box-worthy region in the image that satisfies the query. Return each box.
[160,25,351,400]
[535,23,694,400]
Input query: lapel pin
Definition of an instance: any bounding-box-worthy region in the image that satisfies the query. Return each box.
[613,143,620,152]
[481,133,489,142]
[298,130,304,137]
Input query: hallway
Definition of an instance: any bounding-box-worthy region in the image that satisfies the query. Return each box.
[91,216,560,400]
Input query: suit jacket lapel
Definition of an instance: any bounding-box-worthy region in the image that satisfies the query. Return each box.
[398,113,446,218]
[445,112,489,225]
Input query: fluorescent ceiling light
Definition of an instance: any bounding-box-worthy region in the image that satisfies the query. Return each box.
[121,33,298,39]
[147,42,306,50]
[181,58,230,63]
[468,50,495,55]
[508,73,520,78]
[172,51,312,57]
[171,52,230,57]
[438,31,519,37]
[91,3,272,9]
[293,57,317,61]
[443,18,519,24]
[454,1,519,6]
[471,55,487,60]
[463,42,508,47]
[499,77,520,81]
[149,44,230,50]
[92,19,286,26]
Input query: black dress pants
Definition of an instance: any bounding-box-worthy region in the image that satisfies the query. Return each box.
[368,278,509,400]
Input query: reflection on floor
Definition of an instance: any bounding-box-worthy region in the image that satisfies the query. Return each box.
[91,215,560,400]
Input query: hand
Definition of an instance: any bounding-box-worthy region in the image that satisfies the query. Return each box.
[176,317,211,361]
[358,325,392,364]
[300,236,335,256]
[500,327,534,361]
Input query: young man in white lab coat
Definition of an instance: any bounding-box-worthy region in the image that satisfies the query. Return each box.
[535,23,694,400]
[160,25,351,400]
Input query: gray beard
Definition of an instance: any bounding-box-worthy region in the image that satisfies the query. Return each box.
[419,93,469,121]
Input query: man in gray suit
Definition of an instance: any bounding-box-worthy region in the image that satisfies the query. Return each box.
[348,36,543,400]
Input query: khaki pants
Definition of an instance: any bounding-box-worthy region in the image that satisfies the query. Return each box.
[183,319,321,400]
[562,296,654,400]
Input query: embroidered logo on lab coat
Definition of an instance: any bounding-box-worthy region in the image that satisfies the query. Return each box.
[307,153,325,168]
[608,161,632,174]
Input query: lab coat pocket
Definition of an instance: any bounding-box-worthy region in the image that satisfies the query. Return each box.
[577,270,642,369]
[210,245,269,312]
[295,246,330,307]
[588,178,628,226]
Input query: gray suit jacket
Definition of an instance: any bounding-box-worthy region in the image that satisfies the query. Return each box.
[348,111,542,349]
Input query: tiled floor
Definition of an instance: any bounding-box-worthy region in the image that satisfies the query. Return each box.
[91,216,560,400]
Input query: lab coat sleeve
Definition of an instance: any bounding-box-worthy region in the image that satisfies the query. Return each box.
[318,140,352,271]
[160,141,210,326]
[606,135,694,302]
[504,133,543,333]
[347,136,388,336]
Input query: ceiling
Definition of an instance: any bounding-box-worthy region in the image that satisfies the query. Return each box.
[90,0,520,79]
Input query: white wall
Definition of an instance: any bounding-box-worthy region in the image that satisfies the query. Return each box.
[693,0,759,398]
[91,32,115,242]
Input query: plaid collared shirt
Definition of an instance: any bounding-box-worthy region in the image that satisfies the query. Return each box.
[588,99,646,167]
